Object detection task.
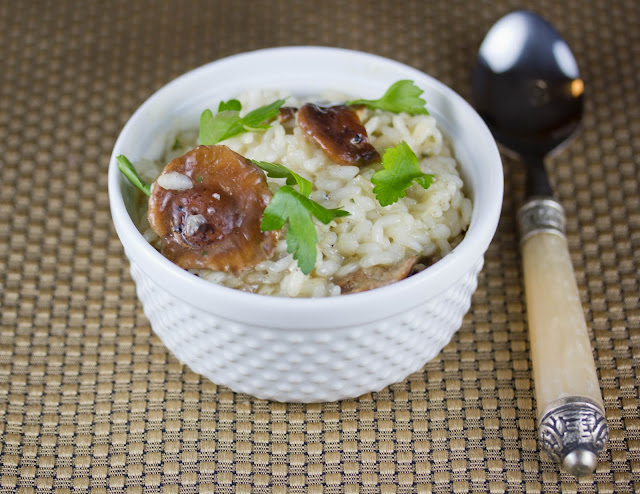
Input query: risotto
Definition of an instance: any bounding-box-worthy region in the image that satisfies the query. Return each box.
[131,89,472,297]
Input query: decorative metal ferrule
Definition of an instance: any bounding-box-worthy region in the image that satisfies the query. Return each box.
[538,397,609,476]
[517,197,566,244]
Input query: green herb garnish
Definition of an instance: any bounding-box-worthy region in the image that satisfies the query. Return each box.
[261,185,350,275]
[370,141,434,207]
[117,155,151,197]
[252,160,349,275]
[347,80,429,115]
[250,159,312,197]
[199,98,286,145]
[217,99,242,112]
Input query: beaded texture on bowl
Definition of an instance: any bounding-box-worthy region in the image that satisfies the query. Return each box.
[130,258,483,402]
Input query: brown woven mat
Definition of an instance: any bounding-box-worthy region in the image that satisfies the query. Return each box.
[1,0,639,492]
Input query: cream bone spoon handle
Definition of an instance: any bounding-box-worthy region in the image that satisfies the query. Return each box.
[471,10,608,475]
[518,155,608,476]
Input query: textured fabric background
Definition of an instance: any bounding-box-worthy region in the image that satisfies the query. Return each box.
[0,0,638,492]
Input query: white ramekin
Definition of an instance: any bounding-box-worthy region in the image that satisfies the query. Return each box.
[108,47,503,402]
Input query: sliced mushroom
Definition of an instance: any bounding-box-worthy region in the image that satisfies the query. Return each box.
[278,106,298,124]
[148,145,279,274]
[297,103,380,166]
[278,106,298,132]
[335,256,418,294]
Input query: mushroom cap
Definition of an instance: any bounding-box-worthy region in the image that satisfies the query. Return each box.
[148,145,279,274]
[297,104,380,166]
[336,256,418,294]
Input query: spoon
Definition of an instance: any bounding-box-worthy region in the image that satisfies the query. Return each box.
[471,10,608,476]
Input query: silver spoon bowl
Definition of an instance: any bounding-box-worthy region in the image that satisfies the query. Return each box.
[472,9,584,197]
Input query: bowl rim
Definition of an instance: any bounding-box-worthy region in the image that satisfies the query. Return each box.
[108,46,503,329]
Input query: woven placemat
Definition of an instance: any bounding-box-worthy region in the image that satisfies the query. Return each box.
[1,0,638,492]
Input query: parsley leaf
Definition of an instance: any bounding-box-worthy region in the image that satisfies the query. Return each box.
[240,99,286,129]
[250,159,312,197]
[261,185,349,275]
[261,186,317,275]
[217,99,241,112]
[198,109,235,145]
[199,99,286,145]
[301,195,351,224]
[117,155,151,197]
[370,141,435,206]
[347,80,429,115]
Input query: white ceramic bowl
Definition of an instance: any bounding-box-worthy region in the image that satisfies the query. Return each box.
[108,47,503,402]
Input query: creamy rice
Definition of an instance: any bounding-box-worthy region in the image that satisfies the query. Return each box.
[133,90,472,297]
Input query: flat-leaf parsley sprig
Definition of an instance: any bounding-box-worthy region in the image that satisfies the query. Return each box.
[371,141,435,207]
[347,80,429,116]
[199,98,286,145]
[251,160,350,275]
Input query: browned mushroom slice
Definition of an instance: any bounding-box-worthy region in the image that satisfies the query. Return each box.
[278,106,298,124]
[297,103,380,166]
[336,256,418,294]
[278,106,298,132]
[148,145,279,274]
